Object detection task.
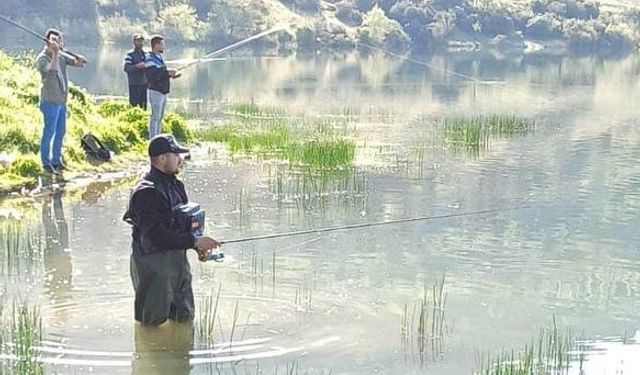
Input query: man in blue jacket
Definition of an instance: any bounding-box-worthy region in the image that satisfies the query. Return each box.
[145,35,181,139]
[123,34,148,109]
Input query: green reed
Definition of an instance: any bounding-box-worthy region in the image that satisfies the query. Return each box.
[401,274,447,365]
[0,221,43,276]
[439,115,535,152]
[475,317,582,375]
[198,124,356,168]
[196,284,221,346]
[231,102,284,118]
[0,300,43,375]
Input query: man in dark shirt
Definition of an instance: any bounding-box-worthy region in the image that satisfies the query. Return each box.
[124,134,219,326]
[123,34,148,109]
[145,35,181,139]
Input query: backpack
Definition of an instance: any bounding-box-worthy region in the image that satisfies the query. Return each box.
[81,133,112,162]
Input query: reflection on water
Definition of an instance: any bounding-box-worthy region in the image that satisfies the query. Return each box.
[42,191,73,325]
[133,321,193,375]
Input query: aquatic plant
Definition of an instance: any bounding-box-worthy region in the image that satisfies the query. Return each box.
[475,318,583,375]
[401,274,447,365]
[198,123,356,168]
[195,285,222,347]
[438,115,535,153]
[0,300,43,375]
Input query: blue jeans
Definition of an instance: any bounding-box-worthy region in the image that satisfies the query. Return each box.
[39,101,67,167]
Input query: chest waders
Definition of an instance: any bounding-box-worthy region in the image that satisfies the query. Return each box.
[127,173,200,326]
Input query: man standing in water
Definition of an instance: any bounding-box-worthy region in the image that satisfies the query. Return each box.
[145,35,181,139]
[123,134,219,326]
[123,34,148,109]
[36,28,86,174]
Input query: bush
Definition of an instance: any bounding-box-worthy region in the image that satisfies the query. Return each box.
[481,13,515,37]
[430,10,457,42]
[99,14,146,44]
[597,23,636,55]
[98,101,130,117]
[360,6,407,46]
[336,1,363,27]
[0,126,39,154]
[525,13,563,39]
[96,125,128,153]
[155,4,205,42]
[163,113,193,143]
[9,155,40,179]
[563,18,601,51]
[296,25,317,52]
[389,0,432,26]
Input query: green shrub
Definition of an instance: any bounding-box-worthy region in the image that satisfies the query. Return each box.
[8,155,41,178]
[97,100,130,118]
[0,126,39,154]
[163,113,193,143]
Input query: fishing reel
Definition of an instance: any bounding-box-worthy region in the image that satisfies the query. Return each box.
[206,250,225,262]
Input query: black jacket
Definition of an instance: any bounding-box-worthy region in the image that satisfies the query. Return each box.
[123,48,148,86]
[124,167,195,256]
[145,52,170,94]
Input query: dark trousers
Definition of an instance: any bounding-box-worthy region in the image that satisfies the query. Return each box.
[129,84,148,109]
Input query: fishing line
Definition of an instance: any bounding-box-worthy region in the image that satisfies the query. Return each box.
[0,15,87,63]
[174,26,285,72]
[219,205,529,245]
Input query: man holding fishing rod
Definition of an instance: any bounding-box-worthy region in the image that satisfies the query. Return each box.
[36,28,86,174]
[123,33,148,109]
[145,35,181,139]
[123,134,221,326]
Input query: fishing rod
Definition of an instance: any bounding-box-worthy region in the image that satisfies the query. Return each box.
[175,26,284,72]
[219,205,529,245]
[0,15,87,63]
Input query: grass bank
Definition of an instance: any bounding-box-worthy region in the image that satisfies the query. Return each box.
[0,50,193,195]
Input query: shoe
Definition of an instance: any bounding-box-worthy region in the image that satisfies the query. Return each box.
[52,163,67,171]
[43,164,62,175]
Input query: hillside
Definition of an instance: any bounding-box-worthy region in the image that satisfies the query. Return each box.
[0,0,638,56]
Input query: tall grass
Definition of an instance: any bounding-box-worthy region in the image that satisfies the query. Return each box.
[232,102,285,118]
[284,139,355,168]
[199,124,291,152]
[401,274,447,365]
[0,221,43,276]
[0,300,43,375]
[198,123,356,169]
[195,285,244,348]
[196,285,222,347]
[439,115,535,153]
[10,303,43,375]
[475,318,583,375]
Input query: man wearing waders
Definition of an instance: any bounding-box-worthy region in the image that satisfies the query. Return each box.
[123,134,219,326]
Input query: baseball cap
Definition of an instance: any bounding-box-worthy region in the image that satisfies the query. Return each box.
[133,33,145,41]
[148,134,189,157]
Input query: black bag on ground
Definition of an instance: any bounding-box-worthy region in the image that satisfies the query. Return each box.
[81,133,112,162]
